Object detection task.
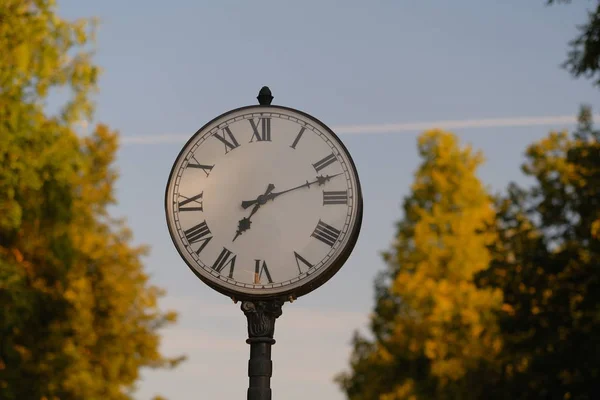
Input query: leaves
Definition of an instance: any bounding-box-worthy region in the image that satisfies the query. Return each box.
[548,0,600,87]
[337,131,503,400]
[0,1,181,399]
[482,106,600,399]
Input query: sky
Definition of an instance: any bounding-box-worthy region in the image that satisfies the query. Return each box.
[54,1,599,399]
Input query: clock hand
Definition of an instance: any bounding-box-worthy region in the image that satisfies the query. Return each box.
[232,184,275,242]
[240,173,343,209]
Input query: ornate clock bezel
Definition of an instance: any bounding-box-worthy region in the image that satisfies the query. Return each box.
[164,104,363,301]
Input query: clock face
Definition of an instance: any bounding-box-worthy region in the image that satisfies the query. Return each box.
[165,105,362,300]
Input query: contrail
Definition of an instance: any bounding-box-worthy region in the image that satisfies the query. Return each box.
[121,134,191,144]
[120,115,597,145]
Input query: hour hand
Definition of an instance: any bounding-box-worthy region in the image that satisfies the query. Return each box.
[240,183,279,209]
[240,184,275,208]
[241,199,255,209]
[232,184,275,241]
[241,198,268,209]
[232,216,252,242]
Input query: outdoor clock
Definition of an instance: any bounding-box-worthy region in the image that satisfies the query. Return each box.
[165,88,363,301]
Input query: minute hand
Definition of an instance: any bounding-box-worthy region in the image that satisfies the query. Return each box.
[240,173,343,210]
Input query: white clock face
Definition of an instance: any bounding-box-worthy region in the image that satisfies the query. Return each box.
[165,106,362,299]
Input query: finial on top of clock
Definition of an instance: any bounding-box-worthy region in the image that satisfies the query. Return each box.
[257,86,274,105]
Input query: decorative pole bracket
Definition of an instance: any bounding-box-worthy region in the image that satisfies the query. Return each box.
[242,300,284,342]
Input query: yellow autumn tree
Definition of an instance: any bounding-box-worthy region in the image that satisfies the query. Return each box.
[0,1,182,399]
[479,106,600,399]
[337,130,503,400]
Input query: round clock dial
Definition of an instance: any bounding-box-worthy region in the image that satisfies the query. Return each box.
[165,105,362,300]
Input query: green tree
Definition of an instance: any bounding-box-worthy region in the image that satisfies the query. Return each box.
[0,1,182,398]
[480,106,600,399]
[548,0,600,87]
[337,131,503,400]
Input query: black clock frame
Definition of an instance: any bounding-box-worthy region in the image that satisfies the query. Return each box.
[164,91,363,303]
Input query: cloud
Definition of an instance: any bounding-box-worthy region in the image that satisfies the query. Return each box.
[159,295,369,335]
[155,295,369,369]
[161,296,368,333]
[333,115,596,135]
[139,295,371,399]
[121,134,192,145]
[119,114,598,145]
[160,328,244,353]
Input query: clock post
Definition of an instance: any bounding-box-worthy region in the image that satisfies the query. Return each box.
[164,85,363,400]
[241,86,282,400]
[241,298,283,400]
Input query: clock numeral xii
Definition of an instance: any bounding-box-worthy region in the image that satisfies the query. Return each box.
[249,117,271,142]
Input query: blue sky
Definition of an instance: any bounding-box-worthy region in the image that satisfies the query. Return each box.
[55,1,599,399]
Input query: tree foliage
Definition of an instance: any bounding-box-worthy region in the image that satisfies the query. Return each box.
[339,112,600,399]
[548,0,600,86]
[336,131,503,400]
[480,106,600,399]
[0,1,182,398]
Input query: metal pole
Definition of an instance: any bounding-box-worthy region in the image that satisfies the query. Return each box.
[241,300,283,400]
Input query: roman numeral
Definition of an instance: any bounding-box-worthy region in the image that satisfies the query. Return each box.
[290,127,306,149]
[311,220,341,247]
[183,221,212,255]
[312,153,337,172]
[293,251,313,274]
[253,260,273,284]
[213,126,240,153]
[212,247,236,278]
[188,156,214,177]
[323,190,348,205]
[178,192,204,211]
[249,117,271,142]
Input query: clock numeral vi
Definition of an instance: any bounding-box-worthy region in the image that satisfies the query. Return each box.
[311,220,341,247]
[323,190,348,205]
[212,247,236,278]
[290,127,306,149]
[178,192,204,211]
[293,251,313,274]
[249,117,271,142]
[313,153,337,173]
[184,221,213,255]
[254,260,273,284]
[213,126,240,154]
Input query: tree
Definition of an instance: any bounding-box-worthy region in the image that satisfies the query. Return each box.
[548,0,600,87]
[0,1,182,398]
[480,106,600,399]
[336,131,503,400]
